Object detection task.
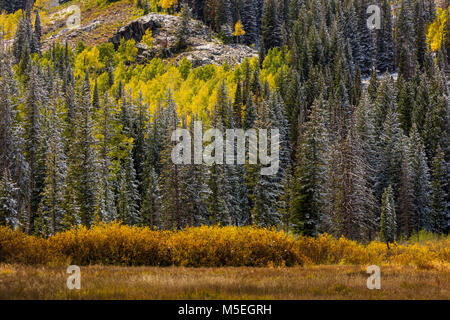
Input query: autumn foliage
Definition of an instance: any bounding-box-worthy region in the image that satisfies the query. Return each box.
[0,223,448,269]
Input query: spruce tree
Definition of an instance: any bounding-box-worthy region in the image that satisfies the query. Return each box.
[23,63,45,233]
[94,92,116,223]
[408,124,432,232]
[289,98,328,235]
[63,72,98,228]
[240,0,258,45]
[159,90,184,229]
[375,0,394,73]
[141,165,160,227]
[39,86,66,235]
[430,145,448,234]
[117,150,141,225]
[0,169,18,227]
[261,0,282,57]
[380,184,397,247]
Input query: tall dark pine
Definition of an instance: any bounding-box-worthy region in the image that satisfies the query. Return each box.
[261,0,282,57]
[23,63,45,234]
[240,0,258,45]
[375,0,394,73]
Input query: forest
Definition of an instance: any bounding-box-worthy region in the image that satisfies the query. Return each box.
[0,0,448,245]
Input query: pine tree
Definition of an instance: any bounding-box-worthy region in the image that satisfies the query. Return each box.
[33,10,42,55]
[141,165,160,227]
[415,0,427,69]
[233,77,243,127]
[23,63,45,233]
[374,0,394,73]
[396,75,415,134]
[380,184,397,247]
[63,72,98,228]
[250,98,281,227]
[117,150,141,225]
[214,0,233,41]
[367,67,379,103]
[408,124,432,232]
[0,169,18,227]
[289,98,328,235]
[261,0,282,57]
[412,73,429,133]
[398,135,414,237]
[206,82,232,225]
[179,118,211,226]
[159,90,184,229]
[240,0,258,45]
[175,4,190,51]
[92,78,100,110]
[430,145,447,234]
[395,0,416,78]
[13,14,32,63]
[356,0,375,75]
[132,91,148,211]
[94,92,116,223]
[373,76,396,135]
[376,108,404,205]
[39,86,66,235]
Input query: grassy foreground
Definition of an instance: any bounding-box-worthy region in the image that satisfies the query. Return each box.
[0,264,448,299]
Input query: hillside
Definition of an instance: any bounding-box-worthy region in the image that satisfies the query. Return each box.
[4,1,257,67]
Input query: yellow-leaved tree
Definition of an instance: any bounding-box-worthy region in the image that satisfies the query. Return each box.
[233,20,245,43]
[158,0,178,11]
[142,29,154,49]
[427,7,449,51]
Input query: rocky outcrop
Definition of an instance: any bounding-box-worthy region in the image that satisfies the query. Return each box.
[109,13,257,67]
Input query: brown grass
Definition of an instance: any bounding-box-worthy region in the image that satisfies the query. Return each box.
[0,264,448,300]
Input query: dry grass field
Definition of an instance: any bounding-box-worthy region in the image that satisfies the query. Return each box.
[0,264,448,300]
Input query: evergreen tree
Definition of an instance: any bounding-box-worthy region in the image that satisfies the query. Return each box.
[63,72,98,228]
[0,169,18,227]
[39,86,66,235]
[289,98,328,235]
[159,90,184,229]
[414,0,427,69]
[251,98,281,227]
[23,63,45,233]
[408,124,432,232]
[430,145,447,234]
[206,82,232,225]
[380,184,397,247]
[33,10,42,55]
[395,0,416,78]
[376,108,404,205]
[141,165,160,227]
[175,4,190,51]
[94,92,116,222]
[179,118,211,226]
[240,0,258,45]
[261,0,282,57]
[375,0,394,73]
[117,150,141,225]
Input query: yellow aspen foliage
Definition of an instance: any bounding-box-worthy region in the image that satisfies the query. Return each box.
[0,10,22,40]
[233,20,246,37]
[158,0,178,10]
[142,29,154,49]
[427,7,449,51]
[0,224,449,268]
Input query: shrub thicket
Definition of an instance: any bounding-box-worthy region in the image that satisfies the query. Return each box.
[0,223,449,269]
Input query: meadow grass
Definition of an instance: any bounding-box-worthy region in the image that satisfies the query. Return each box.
[0,264,448,299]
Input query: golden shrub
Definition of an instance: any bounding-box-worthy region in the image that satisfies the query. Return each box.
[0,224,448,269]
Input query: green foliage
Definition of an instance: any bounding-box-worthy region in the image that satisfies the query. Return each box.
[178,57,192,80]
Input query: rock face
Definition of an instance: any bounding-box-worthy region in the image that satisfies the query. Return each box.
[110,13,257,67]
